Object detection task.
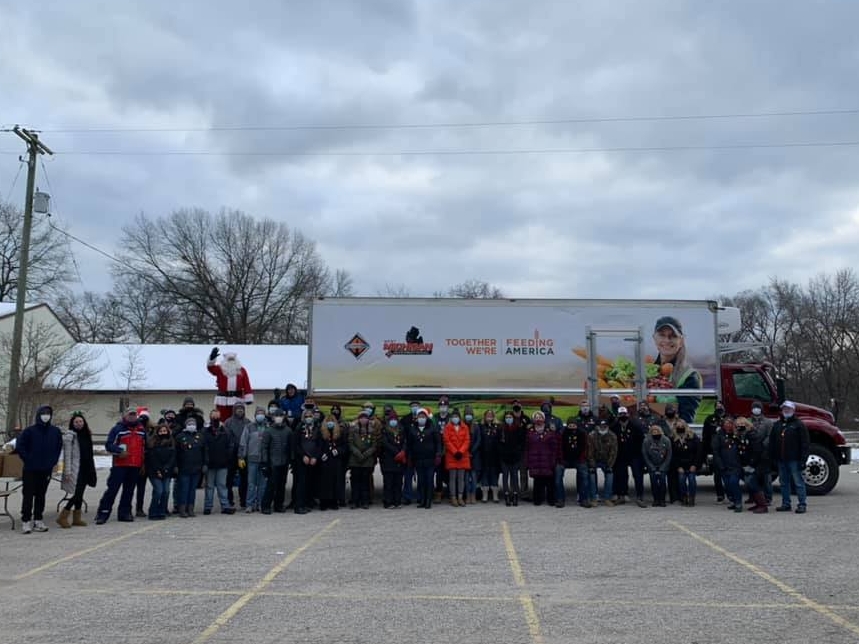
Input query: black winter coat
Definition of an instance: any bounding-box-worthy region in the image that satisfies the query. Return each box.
[671,435,701,471]
[712,432,745,475]
[175,430,207,475]
[146,436,177,478]
[479,422,501,472]
[380,427,407,473]
[561,425,590,467]
[406,422,441,468]
[262,424,292,467]
[769,417,810,464]
[498,424,526,465]
[204,425,235,469]
[611,419,645,463]
[294,425,322,462]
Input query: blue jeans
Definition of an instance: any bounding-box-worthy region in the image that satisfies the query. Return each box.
[721,471,742,507]
[590,463,614,502]
[402,466,415,501]
[575,464,591,503]
[678,471,697,499]
[555,465,566,503]
[176,473,199,508]
[246,461,268,509]
[466,469,479,495]
[778,461,807,507]
[205,467,230,511]
[97,466,139,521]
[148,476,170,518]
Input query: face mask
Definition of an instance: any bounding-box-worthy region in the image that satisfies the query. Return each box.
[783,411,794,419]
[304,417,314,425]
[640,408,650,416]
[185,424,197,432]
[715,407,725,417]
[326,421,335,429]
[651,433,660,440]
[751,408,762,416]
[505,418,514,426]
[451,417,460,425]
[417,418,427,427]
[465,414,473,423]
[210,417,219,425]
[410,406,419,415]
[363,408,373,416]
[512,405,521,413]
[665,411,676,419]
[619,415,629,421]
[439,405,449,414]
[580,406,590,414]
[274,417,284,425]
[40,414,51,423]
[158,432,169,439]
[677,427,686,434]
[268,407,278,415]
[535,424,545,432]
[331,410,341,418]
[255,414,266,423]
[598,428,608,435]
[234,408,244,417]
[388,419,398,428]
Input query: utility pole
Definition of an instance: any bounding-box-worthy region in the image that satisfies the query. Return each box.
[5,127,53,438]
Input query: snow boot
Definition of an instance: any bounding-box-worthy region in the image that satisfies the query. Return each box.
[512,493,519,507]
[72,510,88,526]
[752,492,769,514]
[56,509,71,529]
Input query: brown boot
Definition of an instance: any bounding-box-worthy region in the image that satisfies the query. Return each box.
[752,492,769,514]
[72,510,88,526]
[468,493,476,504]
[450,498,458,507]
[56,509,71,529]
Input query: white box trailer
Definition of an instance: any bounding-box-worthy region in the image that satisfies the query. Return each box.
[309,297,734,413]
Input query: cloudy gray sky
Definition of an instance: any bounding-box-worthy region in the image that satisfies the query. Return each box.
[1,1,858,300]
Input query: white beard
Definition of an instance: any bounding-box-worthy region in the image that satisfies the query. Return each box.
[221,359,242,378]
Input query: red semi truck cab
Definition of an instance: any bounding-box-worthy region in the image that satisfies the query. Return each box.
[720,362,851,495]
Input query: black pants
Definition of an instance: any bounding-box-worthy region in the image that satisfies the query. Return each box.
[97,466,139,520]
[350,467,372,507]
[711,461,725,498]
[228,461,248,507]
[135,469,147,512]
[293,461,311,512]
[261,466,288,511]
[21,469,52,522]
[531,475,553,506]
[382,471,403,507]
[64,477,88,511]
[667,465,679,503]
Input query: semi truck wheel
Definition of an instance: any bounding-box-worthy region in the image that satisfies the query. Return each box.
[804,444,839,496]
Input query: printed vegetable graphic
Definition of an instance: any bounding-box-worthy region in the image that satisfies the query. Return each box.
[573,347,675,389]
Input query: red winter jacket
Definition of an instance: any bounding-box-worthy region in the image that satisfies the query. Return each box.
[525,429,560,477]
[443,422,471,470]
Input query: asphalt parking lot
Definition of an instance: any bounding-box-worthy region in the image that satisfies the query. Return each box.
[1,466,858,644]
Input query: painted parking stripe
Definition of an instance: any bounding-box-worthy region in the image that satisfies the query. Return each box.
[501,521,545,644]
[669,520,859,638]
[190,519,339,644]
[14,523,163,580]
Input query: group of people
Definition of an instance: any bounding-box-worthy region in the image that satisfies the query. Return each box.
[12,382,812,534]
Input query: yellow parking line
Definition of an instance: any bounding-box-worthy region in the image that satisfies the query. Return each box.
[190,519,339,644]
[669,520,859,638]
[14,523,163,580]
[501,521,544,644]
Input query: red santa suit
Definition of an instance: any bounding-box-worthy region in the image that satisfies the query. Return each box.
[207,352,253,420]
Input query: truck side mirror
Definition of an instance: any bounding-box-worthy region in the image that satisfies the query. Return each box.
[776,378,786,404]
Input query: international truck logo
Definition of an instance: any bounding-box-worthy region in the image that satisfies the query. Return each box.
[384,325,434,358]
[344,333,370,360]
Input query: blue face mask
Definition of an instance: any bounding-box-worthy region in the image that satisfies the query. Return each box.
[326,421,335,429]
[388,419,398,428]
[505,418,514,426]
[255,414,265,423]
[465,414,473,423]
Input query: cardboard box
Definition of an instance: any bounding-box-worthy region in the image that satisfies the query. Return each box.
[2,453,23,479]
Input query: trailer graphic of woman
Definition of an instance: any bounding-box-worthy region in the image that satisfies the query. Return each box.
[651,316,702,424]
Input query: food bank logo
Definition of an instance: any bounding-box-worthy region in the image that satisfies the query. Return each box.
[384,325,434,358]
[505,330,555,356]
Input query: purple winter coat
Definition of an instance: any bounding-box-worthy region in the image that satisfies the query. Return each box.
[525,429,560,477]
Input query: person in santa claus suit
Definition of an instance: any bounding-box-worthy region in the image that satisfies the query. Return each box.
[207,347,254,421]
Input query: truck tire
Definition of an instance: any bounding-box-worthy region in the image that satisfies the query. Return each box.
[804,444,839,496]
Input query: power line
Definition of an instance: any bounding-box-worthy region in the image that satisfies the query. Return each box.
[2,139,859,157]
[4,161,24,202]
[38,159,84,284]
[46,220,124,265]
[33,107,859,133]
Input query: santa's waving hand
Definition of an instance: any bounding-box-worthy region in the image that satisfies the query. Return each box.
[207,347,254,421]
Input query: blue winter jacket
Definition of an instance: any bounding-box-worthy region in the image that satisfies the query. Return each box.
[277,384,305,421]
[15,405,63,472]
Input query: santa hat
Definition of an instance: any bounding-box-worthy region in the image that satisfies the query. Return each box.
[223,351,237,360]
[136,407,150,418]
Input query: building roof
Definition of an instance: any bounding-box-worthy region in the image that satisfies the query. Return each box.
[78,343,308,392]
[0,302,48,319]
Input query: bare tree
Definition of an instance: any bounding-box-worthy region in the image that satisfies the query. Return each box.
[0,201,73,301]
[118,345,147,393]
[54,291,128,342]
[330,269,354,297]
[438,279,505,299]
[0,318,101,436]
[114,208,346,344]
[377,283,411,297]
[110,272,178,343]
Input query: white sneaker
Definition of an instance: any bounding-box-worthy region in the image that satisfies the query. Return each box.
[33,520,48,532]
[21,520,33,534]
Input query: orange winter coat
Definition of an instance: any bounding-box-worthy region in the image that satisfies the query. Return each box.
[443,422,471,470]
